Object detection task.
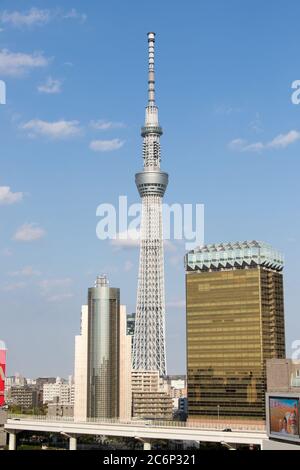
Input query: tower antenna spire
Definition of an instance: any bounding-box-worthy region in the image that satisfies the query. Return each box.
[133,33,168,376]
[147,32,156,105]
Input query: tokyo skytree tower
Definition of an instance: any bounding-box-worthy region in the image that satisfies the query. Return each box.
[133,32,168,376]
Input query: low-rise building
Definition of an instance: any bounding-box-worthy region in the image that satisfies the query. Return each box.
[267,359,300,392]
[47,398,74,418]
[35,377,56,391]
[132,391,173,420]
[9,386,38,409]
[131,370,173,420]
[43,377,75,405]
[132,370,160,392]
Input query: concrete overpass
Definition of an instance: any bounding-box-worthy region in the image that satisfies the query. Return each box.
[4,415,268,450]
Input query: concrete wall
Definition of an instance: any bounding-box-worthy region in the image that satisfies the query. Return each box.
[119,305,132,421]
[262,439,300,450]
[0,410,7,448]
[267,359,300,392]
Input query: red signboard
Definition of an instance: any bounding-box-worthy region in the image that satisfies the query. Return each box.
[0,347,6,407]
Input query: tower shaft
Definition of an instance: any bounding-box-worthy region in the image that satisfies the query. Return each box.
[133,33,168,376]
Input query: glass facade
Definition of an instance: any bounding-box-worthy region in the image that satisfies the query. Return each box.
[87,278,120,418]
[186,242,285,423]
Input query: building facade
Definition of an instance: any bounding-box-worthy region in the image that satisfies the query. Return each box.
[0,410,7,448]
[185,241,286,424]
[133,32,168,376]
[47,399,74,418]
[43,377,74,405]
[126,313,135,337]
[131,369,173,420]
[74,305,89,421]
[267,358,300,392]
[9,386,38,409]
[35,377,56,390]
[132,391,173,420]
[119,305,132,421]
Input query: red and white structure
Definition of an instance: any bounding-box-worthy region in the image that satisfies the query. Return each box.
[0,340,7,407]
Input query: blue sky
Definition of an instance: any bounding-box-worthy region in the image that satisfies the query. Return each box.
[1,0,300,377]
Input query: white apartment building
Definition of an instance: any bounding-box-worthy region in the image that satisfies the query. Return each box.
[43,377,74,405]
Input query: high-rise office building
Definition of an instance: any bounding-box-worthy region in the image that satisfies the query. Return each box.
[185,241,285,424]
[74,277,131,421]
[87,276,120,418]
[133,32,168,376]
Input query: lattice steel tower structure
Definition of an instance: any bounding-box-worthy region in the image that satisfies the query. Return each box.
[132,32,168,376]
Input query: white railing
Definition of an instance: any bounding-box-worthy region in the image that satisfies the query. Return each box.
[7,413,266,432]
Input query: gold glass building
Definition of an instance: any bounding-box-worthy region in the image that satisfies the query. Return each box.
[185,241,285,424]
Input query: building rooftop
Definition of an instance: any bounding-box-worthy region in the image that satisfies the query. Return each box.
[185,240,284,272]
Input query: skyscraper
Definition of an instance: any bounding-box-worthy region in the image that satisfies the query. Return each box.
[87,275,120,418]
[74,276,132,421]
[133,32,168,377]
[185,241,285,425]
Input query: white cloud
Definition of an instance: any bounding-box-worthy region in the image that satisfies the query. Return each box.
[2,281,26,292]
[229,130,300,152]
[10,266,41,277]
[47,292,74,302]
[0,8,51,28]
[20,119,82,139]
[214,105,241,116]
[0,186,23,205]
[110,229,177,252]
[248,112,263,134]
[90,120,125,130]
[40,278,72,290]
[63,9,87,23]
[268,130,300,149]
[124,260,134,272]
[110,228,140,249]
[38,77,62,94]
[89,139,125,152]
[0,49,49,77]
[39,278,73,302]
[228,138,247,151]
[13,223,46,242]
[0,8,87,28]
[1,248,12,257]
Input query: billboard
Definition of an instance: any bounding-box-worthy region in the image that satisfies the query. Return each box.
[0,341,6,407]
[268,395,300,442]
